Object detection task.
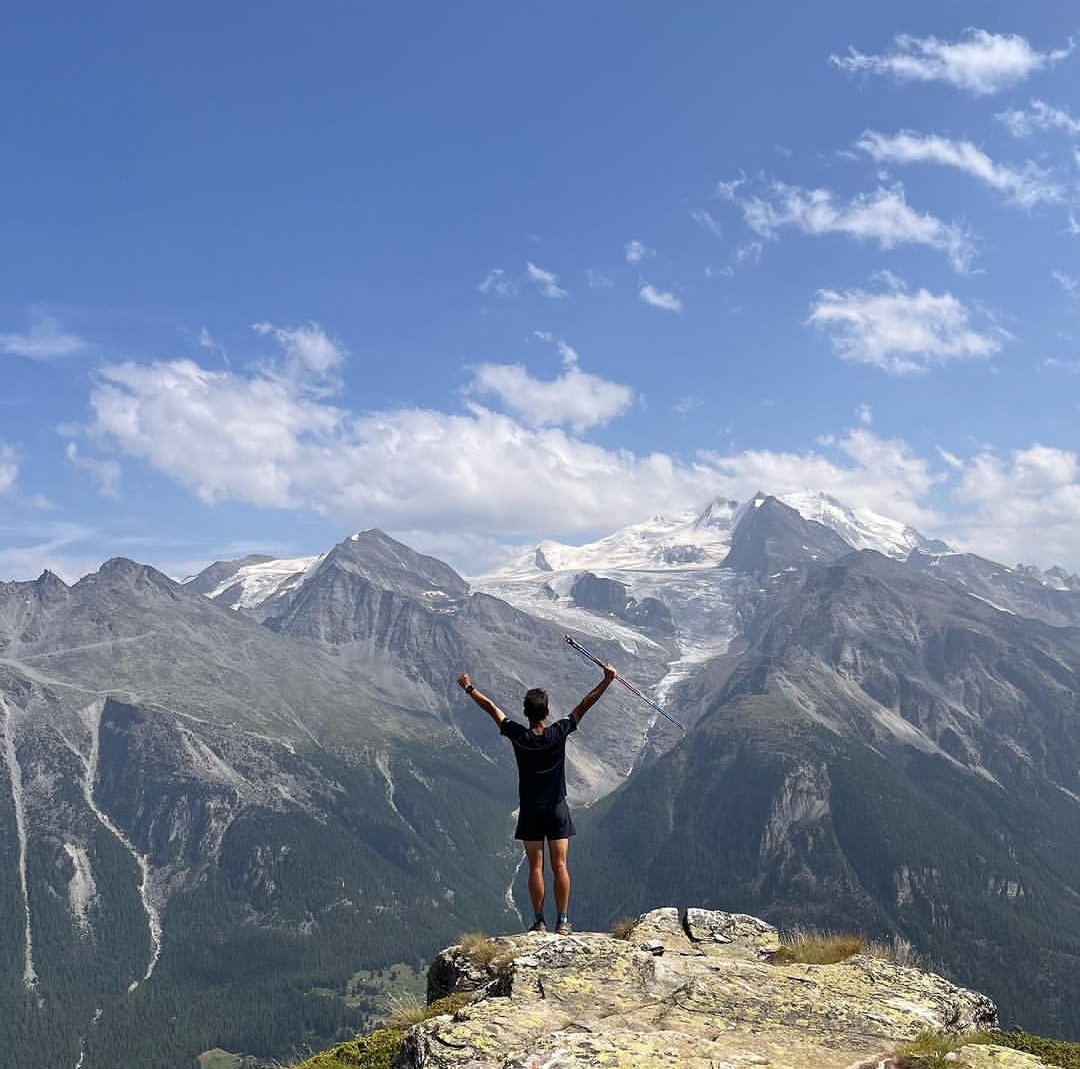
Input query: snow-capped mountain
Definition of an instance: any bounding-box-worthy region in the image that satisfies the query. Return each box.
[186,552,323,610]
[467,491,951,701]
[778,491,950,558]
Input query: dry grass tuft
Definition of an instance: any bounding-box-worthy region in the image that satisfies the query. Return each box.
[610,917,638,941]
[457,931,517,971]
[866,933,919,966]
[770,927,866,965]
[386,991,474,1031]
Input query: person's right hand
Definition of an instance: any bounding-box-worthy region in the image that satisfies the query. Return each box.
[457,673,471,690]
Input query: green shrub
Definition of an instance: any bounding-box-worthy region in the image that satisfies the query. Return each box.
[980,1028,1080,1069]
[299,1026,404,1069]
[298,992,476,1069]
[894,1029,967,1068]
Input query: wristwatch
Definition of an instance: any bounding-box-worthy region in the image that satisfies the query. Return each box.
[465,684,475,694]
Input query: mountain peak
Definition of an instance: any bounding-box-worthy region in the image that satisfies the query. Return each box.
[723,495,854,579]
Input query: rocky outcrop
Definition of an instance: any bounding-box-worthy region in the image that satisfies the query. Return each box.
[408,907,1039,1069]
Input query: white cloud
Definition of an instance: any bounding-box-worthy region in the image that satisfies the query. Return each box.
[674,396,703,414]
[702,428,945,533]
[830,30,1072,96]
[739,182,974,272]
[715,177,745,201]
[251,321,346,393]
[639,284,683,313]
[997,99,1080,138]
[525,262,567,298]
[0,443,17,494]
[949,444,1080,567]
[856,130,1061,208]
[856,403,873,425]
[690,210,723,239]
[65,443,121,496]
[477,268,516,297]
[76,334,1080,572]
[468,347,633,433]
[0,312,88,360]
[808,285,1006,374]
[585,268,613,289]
[624,240,653,264]
[1052,270,1079,299]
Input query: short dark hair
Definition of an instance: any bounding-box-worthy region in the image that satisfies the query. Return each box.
[523,688,549,723]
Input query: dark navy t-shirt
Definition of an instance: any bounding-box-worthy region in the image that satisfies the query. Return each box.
[500,717,578,809]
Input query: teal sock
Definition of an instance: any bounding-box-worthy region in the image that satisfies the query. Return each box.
[558,912,568,923]
[534,912,545,924]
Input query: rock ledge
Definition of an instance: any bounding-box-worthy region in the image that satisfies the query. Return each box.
[406,907,1034,1069]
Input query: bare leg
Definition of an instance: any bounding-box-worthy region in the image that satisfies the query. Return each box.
[524,840,546,914]
[548,838,570,915]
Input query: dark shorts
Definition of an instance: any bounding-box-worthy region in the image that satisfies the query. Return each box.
[514,799,576,841]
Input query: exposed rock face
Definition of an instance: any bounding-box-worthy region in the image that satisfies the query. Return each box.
[415,908,999,1069]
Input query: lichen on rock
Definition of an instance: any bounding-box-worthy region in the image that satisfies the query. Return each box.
[401,908,1004,1068]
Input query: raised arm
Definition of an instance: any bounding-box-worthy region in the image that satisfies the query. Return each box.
[457,672,507,728]
[570,664,617,725]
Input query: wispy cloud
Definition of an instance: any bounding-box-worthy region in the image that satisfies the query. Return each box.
[856,403,873,425]
[856,130,1062,208]
[624,240,653,264]
[0,312,89,360]
[525,262,567,299]
[997,99,1080,138]
[585,268,614,289]
[830,30,1072,96]
[639,284,683,313]
[0,443,17,494]
[65,443,121,496]
[1053,270,1080,300]
[0,521,102,583]
[251,321,346,394]
[690,209,724,239]
[808,284,1006,374]
[477,268,517,297]
[739,181,975,272]
[674,396,703,414]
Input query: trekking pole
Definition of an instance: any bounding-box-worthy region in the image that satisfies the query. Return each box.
[564,634,686,732]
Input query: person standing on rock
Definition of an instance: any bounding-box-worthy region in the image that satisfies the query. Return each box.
[456,663,617,935]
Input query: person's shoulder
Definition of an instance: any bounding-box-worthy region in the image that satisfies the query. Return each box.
[500,718,526,739]
[549,716,578,739]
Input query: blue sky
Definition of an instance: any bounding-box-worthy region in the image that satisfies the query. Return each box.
[2,2,1079,580]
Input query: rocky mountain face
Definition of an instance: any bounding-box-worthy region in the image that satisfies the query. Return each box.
[4,491,1080,1067]
[0,555,542,1069]
[565,502,1080,1040]
[303,907,1055,1069]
